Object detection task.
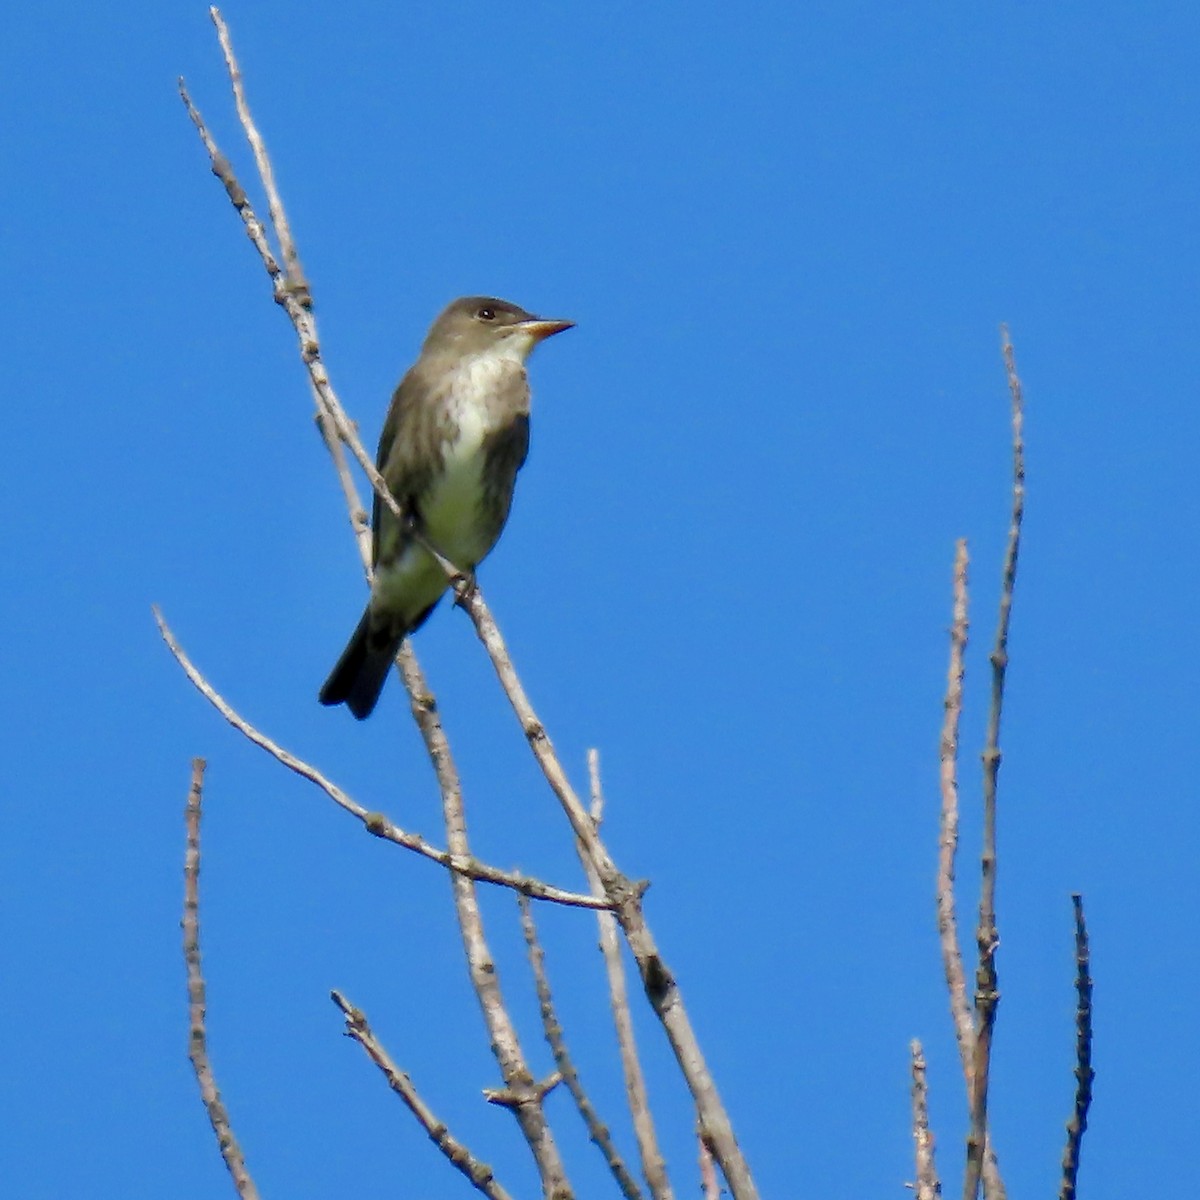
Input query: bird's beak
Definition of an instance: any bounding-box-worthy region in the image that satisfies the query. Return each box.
[519,317,575,342]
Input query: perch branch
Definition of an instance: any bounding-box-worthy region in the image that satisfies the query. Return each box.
[183,759,261,1200]
[331,990,515,1200]
[1058,895,1093,1200]
[456,586,755,1199]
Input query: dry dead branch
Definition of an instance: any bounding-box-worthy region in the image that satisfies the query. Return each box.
[331,990,516,1200]
[1058,895,1094,1200]
[519,894,646,1200]
[183,759,261,1200]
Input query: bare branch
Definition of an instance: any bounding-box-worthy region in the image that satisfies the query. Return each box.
[209,6,308,299]
[179,39,401,519]
[396,649,573,1200]
[177,75,283,293]
[457,587,756,1199]
[937,539,975,1078]
[330,990,515,1200]
[185,17,750,1197]
[313,393,373,575]
[1058,895,1094,1200]
[155,608,605,910]
[698,1131,720,1200]
[518,893,646,1200]
[965,329,1026,1200]
[183,759,261,1200]
[910,1039,941,1200]
[188,22,575,1193]
[586,751,674,1200]
[937,542,1003,1200]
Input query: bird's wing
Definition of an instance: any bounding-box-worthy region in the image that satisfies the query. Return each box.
[372,369,445,566]
[481,411,531,530]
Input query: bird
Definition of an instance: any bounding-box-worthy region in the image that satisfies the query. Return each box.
[319,296,574,719]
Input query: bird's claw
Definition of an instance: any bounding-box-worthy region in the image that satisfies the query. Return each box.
[451,569,478,606]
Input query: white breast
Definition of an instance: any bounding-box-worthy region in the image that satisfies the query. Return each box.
[420,354,509,565]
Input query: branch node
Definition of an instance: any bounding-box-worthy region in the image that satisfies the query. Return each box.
[483,1073,562,1109]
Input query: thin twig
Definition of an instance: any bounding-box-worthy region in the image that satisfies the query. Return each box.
[178,75,282,290]
[458,586,754,1199]
[698,1131,721,1200]
[936,545,1003,1197]
[519,894,646,1200]
[155,608,605,910]
[937,540,975,1077]
[396,649,573,1199]
[209,7,308,300]
[313,394,373,574]
[585,751,674,1200]
[183,759,261,1200]
[178,59,401,519]
[330,990,515,1200]
[910,1039,941,1200]
[1058,895,1093,1200]
[965,329,1026,1200]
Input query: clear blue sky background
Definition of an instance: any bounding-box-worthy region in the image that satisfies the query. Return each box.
[3,3,1196,1196]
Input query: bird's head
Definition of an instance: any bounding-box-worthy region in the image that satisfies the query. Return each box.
[423,296,574,364]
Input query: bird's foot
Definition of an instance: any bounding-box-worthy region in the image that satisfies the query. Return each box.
[451,568,478,607]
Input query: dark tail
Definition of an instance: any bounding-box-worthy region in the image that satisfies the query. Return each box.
[318,608,401,720]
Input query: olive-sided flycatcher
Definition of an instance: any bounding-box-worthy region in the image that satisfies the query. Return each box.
[319,296,573,719]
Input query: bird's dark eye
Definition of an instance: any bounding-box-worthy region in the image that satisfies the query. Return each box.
[476,306,496,321]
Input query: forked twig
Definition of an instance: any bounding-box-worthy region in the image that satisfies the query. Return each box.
[178,37,400,518]
[156,608,605,909]
[331,990,515,1200]
[1058,895,1094,1200]
[209,6,307,298]
[183,759,261,1200]
[519,895,646,1200]
[459,587,754,1198]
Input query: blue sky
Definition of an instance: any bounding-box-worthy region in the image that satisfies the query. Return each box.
[4,3,1197,1196]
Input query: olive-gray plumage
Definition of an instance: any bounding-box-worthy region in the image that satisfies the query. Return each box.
[319,297,573,718]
